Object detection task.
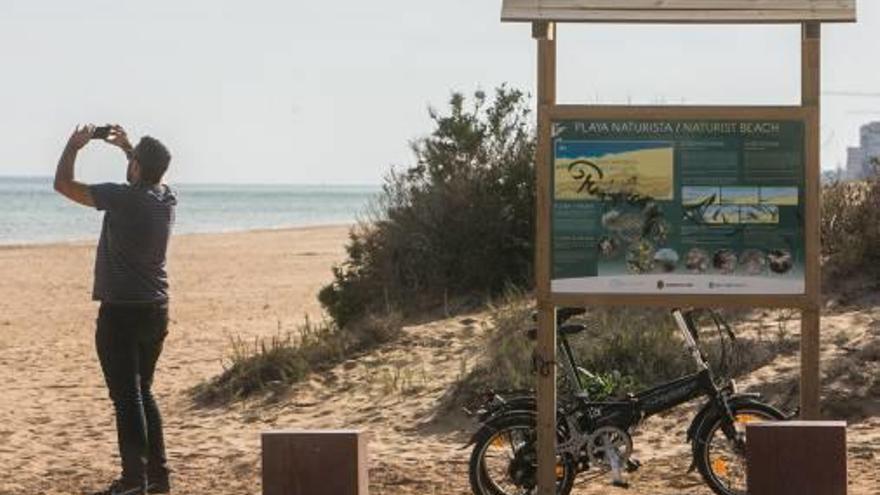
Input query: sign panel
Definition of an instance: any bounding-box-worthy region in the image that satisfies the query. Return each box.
[551,118,805,296]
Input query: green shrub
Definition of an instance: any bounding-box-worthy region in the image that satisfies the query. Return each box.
[821,164,880,289]
[450,295,795,409]
[572,309,690,391]
[319,86,536,327]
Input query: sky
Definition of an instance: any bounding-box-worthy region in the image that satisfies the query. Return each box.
[0,1,877,185]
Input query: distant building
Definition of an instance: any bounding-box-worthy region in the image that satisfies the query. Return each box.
[846,122,880,179]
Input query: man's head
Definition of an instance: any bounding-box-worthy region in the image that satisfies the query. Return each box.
[127,136,171,185]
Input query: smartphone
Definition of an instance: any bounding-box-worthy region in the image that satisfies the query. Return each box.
[92,126,112,140]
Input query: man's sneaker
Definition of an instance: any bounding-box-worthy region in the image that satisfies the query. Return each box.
[146,478,170,494]
[91,479,147,495]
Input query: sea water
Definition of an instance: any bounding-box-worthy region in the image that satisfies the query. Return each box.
[0,176,379,245]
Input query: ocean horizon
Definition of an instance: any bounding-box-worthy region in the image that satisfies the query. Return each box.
[0,176,379,246]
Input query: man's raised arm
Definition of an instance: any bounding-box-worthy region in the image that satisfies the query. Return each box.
[54,124,96,207]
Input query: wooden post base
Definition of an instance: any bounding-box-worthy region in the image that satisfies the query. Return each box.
[747,421,847,495]
[262,429,368,495]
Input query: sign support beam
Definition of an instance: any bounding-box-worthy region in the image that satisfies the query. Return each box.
[533,19,557,495]
[800,21,822,420]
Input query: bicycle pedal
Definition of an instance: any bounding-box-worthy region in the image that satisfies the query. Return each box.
[626,458,641,473]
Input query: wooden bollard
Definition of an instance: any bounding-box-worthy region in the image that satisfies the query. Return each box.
[747,421,847,495]
[262,429,368,495]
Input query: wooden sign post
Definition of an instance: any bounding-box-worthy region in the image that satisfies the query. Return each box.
[500,2,857,493]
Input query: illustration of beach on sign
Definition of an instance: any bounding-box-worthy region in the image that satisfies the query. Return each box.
[554,141,674,201]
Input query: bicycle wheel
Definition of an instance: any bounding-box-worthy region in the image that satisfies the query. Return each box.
[692,399,785,495]
[468,414,576,495]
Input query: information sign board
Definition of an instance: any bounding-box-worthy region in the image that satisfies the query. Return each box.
[551,117,805,296]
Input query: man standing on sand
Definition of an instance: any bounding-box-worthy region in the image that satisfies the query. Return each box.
[54,124,176,495]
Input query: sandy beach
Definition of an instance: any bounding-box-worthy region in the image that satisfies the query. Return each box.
[1,225,878,495]
[0,226,349,494]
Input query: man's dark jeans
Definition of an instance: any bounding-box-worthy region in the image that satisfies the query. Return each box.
[96,302,169,486]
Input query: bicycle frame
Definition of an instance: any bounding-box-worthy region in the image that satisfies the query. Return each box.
[636,369,715,417]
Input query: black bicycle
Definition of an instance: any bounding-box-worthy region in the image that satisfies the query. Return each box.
[464,307,789,495]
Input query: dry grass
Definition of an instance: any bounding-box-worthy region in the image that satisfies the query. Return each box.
[191,312,402,405]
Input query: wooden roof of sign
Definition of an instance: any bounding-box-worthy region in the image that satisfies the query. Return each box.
[501,0,857,23]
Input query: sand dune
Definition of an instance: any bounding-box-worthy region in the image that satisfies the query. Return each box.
[0,226,878,494]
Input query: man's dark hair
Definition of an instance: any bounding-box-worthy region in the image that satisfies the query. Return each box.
[134,136,171,185]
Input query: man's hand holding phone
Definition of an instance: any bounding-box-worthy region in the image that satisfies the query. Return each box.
[65,123,134,159]
[99,124,134,156]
